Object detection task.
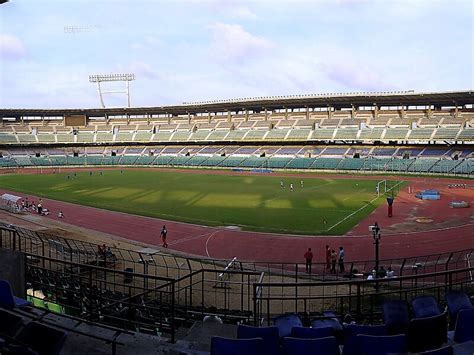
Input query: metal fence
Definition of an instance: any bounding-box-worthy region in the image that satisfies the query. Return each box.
[1,223,474,342]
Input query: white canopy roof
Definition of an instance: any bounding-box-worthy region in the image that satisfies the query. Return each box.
[0,193,23,203]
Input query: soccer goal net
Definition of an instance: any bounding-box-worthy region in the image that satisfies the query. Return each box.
[376,180,402,197]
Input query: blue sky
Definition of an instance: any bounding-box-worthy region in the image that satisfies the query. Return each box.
[0,0,472,108]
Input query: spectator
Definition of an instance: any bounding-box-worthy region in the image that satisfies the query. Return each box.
[203,306,223,324]
[304,248,313,274]
[378,266,387,278]
[330,249,337,273]
[386,267,395,278]
[325,245,331,270]
[338,246,345,273]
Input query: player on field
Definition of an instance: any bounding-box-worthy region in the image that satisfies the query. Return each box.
[290,183,294,192]
[280,180,284,189]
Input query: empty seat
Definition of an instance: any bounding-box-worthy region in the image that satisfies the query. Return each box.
[382,300,410,335]
[357,334,407,355]
[0,280,30,310]
[274,314,303,338]
[290,326,333,339]
[411,295,441,318]
[408,313,447,353]
[452,308,474,343]
[446,290,474,330]
[210,336,264,355]
[282,336,339,355]
[342,324,386,355]
[237,324,279,355]
[15,321,67,355]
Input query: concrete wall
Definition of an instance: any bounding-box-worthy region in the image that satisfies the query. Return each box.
[0,248,25,297]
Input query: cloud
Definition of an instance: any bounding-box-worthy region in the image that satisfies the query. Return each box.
[232,5,260,20]
[208,23,274,63]
[129,61,159,80]
[321,60,395,91]
[131,35,162,51]
[0,34,26,60]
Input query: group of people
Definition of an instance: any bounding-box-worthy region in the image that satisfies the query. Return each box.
[303,245,346,274]
[367,266,395,280]
[20,197,64,219]
[280,179,304,192]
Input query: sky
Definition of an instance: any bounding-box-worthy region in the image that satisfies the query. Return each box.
[0,0,473,109]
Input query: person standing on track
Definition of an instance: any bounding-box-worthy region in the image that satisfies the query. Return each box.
[160,225,168,248]
[338,246,345,273]
[325,245,331,270]
[304,248,313,274]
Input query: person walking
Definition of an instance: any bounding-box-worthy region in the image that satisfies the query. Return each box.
[304,248,313,274]
[160,225,168,248]
[338,246,345,273]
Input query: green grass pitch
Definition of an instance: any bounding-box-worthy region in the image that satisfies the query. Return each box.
[0,170,403,235]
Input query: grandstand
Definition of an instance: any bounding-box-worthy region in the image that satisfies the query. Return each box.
[0,91,473,354]
[0,91,473,176]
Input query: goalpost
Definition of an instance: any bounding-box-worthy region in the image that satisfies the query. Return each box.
[376,180,387,197]
[376,180,403,197]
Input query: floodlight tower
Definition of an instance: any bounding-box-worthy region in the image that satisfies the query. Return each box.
[88,73,135,108]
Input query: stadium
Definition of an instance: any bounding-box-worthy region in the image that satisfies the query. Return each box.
[1,0,474,354]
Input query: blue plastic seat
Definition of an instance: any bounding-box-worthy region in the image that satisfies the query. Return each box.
[420,345,454,355]
[411,295,441,318]
[357,334,407,355]
[237,324,279,355]
[274,314,303,338]
[446,290,474,330]
[452,308,474,343]
[290,326,333,339]
[342,324,386,355]
[382,300,410,335]
[0,280,30,310]
[211,336,264,355]
[15,321,67,355]
[282,336,339,355]
[408,313,447,353]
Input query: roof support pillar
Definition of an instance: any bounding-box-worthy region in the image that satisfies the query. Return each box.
[187,112,191,124]
[454,105,459,118]
[305,106,309,120]
[244,109,248,122]
[373,104,378,119]
[227,110,231,122]
[285,107,288,120]
[426,106,433,119]
[327,106,332,119]
[351,105,356,119]
[400,106,406,119]
[264,108,268,121]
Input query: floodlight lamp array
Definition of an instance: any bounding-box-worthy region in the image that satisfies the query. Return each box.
[89,74,135,82]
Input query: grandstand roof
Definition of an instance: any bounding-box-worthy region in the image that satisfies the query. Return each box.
[1,90,473,117]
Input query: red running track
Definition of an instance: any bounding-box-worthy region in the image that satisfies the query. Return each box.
[1,175,473,264]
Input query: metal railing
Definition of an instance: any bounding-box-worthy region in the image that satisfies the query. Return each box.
[253,266,474,326]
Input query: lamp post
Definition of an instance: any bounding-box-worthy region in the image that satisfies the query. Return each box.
[372,222,381,291]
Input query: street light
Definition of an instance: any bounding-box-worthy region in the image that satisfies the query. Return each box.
[370,222,381,272]
[370,222,382,292]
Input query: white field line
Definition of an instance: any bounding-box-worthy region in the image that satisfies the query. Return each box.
[326,181,404,232]
[205,230,221,258]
